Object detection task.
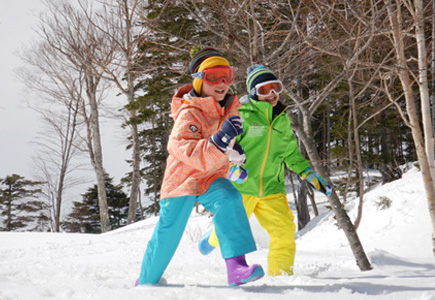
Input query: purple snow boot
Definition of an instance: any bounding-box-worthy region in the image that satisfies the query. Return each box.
[225,255,264,286]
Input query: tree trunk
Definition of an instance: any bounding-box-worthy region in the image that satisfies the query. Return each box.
[54,174,64,232]
[288,112,372,271]
[86,77,110,233]
[432,0,435,134]
[349,74,365,230]
[294,74,314,227]
[296,180,311,230]
[122,0,141,225]
[415,0,435,192]
[386,0,435,255]
[127,96,141,224]
[95,0,143,224]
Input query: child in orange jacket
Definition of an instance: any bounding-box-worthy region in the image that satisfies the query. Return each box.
[136,47,264,287]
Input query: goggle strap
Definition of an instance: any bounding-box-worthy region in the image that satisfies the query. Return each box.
[249,87,257,97]
[191,72,204,79]
[255,80,283,89]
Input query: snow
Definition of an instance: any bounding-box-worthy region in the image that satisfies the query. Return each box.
[1,166,435,300]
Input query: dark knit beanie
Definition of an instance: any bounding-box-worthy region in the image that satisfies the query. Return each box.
[189,46,231,94]
[246,64,278,99]
[189,46,225,74]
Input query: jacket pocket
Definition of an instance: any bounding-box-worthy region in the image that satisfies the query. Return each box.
[277,160,285,183]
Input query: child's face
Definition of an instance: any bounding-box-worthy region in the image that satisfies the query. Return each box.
[201,81,230,102]
[258,93,279,107]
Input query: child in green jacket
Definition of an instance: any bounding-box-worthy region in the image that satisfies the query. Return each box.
[199,64,332,276]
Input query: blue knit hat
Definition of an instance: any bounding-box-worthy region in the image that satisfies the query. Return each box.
[246,64,278,99]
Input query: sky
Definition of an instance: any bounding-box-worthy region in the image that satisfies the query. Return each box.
[0,1,43,177]
[0,1,131,200]
[1,165,434,300]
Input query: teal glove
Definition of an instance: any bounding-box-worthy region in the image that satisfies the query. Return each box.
[300,167,332,196]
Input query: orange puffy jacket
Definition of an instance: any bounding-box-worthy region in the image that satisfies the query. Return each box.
[160,84,241,199]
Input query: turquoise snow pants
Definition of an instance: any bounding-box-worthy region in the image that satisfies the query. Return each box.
[138,178,257,285]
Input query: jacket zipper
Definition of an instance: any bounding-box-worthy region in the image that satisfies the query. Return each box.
[259,110,272,197]
[259,107,288,196]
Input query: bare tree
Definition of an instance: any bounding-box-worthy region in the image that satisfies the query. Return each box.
[414,0,435,185]
[17,34,90,232]
[384,0,435,255]
[90,0,150,224]
[35,0,117,232]
[32,110,86,232]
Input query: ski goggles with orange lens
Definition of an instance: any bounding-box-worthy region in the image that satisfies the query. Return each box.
[252,80,283,97]
[192,66,235,85]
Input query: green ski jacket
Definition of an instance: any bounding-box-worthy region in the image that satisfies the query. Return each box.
[235,96,311,197]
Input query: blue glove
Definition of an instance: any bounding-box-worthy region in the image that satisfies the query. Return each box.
[210,116,244,152]
[300,167,332,196]
[228,142,246,165]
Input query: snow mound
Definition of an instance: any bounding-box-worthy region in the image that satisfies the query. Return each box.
[1,166,435,300]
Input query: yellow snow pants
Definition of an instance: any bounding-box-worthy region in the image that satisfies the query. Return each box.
[209,193,296,276]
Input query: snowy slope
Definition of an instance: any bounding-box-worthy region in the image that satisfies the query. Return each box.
[1,166,435,300]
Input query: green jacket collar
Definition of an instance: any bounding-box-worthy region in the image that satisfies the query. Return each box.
[239,95,287,118]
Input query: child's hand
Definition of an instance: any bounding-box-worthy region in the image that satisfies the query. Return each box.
[227,143,246,165]
[228,164,248,184]
[210,116,244,152]
[222,116,244,138]
[300,167,332,196]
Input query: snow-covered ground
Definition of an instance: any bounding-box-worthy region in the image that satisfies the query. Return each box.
[1,166,435,300]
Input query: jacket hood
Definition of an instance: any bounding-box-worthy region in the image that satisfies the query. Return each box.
[239,94,251,105]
